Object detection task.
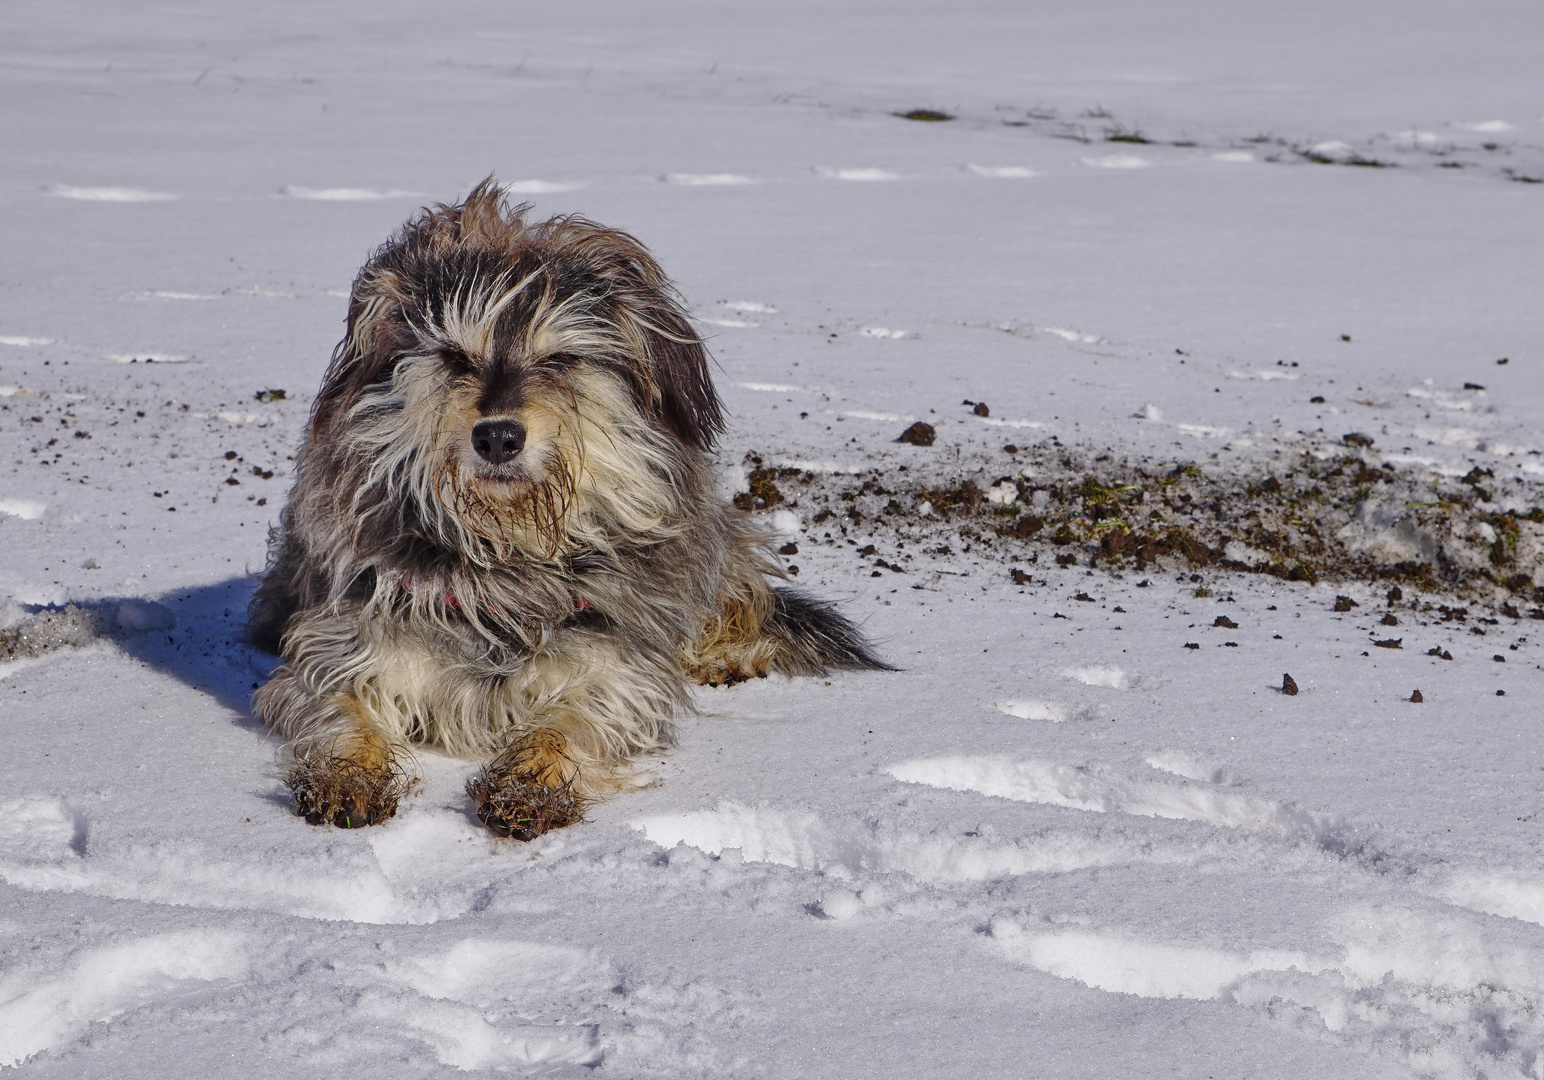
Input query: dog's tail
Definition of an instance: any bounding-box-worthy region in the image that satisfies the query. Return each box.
[762,587,895,675]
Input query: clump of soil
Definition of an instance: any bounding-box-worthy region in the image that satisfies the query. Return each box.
[897,422,936,447]
[732,458,800,511]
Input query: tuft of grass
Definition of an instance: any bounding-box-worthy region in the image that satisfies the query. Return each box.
[1104,125,1150,144]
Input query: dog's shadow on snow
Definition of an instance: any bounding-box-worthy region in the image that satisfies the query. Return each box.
[106,576,273,730]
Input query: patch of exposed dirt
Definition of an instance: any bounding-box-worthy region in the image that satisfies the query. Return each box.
[736,443,1544,615]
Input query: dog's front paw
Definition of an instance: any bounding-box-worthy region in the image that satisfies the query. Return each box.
[466,729,586,840]
[286,744,418,828]
[469,776,585,840]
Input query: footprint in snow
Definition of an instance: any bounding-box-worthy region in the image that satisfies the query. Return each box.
[501,179,582,194]
[971,414,1046,429]
[989,905,1544,1079]
[631,800,1189,891]
[1144,750,1235,785]
[47,186,178,202]
[280,185,417,200]
[885,755,1328,842]
[993,699,1062,721]
[0,794,494,925]
[0,929,249,1068]
[1080,155,1150,169]
[0,499,47,521]
[814,167,900,181]
[283,183,577,200]
[1040,326,1102,344]
[830,408,912,423]
[198,410,269,426]
[699,300,777,328]
[1060,664,1132,689]
[1440,870,1544,926]
[661,172,757,186]
[1228,368,1299,381]
[347,939,605,1070]
[107,353,190,364]
[965,164,1039,177]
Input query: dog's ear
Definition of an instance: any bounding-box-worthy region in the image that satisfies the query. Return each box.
[548,220,725,451]
[630,285,726,453]
[311,266,414,438]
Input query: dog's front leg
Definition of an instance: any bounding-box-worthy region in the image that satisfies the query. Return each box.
[466,636,681,840]
[466,726,587,840]
[255,666,419,828]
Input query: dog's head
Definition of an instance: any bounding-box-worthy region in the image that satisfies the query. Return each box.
[311,179,724,562]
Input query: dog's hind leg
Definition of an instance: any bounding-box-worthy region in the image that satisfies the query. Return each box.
[254,658,419,829]
[682,579,893,685]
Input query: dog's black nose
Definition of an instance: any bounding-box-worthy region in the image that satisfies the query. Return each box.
[471,419,526,464]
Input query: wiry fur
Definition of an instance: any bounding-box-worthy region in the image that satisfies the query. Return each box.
[250,179,889,835]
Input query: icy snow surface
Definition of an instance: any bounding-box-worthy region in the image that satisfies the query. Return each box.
[2,0,1542,1076]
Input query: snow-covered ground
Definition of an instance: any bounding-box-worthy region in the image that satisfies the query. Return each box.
[2,1,1542,1075]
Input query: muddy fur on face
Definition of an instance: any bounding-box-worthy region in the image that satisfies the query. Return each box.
[249,178,888,837]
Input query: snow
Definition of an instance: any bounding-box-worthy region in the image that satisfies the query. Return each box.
[43,188,178,203]
[661,173,757,187]
[2,0,1542,1076]
[0,503,46,523]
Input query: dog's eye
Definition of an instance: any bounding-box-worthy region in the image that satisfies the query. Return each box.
[441,350,477,377]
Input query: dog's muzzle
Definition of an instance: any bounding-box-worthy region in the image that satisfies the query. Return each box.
[471,419,526,465]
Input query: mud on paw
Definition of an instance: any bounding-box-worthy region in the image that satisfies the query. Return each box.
[468,775,586,840]
[467,731,587,840]
[285,747,419,828]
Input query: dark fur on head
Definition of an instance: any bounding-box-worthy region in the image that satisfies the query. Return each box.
[249,178,888,835]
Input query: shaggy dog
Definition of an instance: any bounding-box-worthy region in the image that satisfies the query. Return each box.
[249,180,887,838]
